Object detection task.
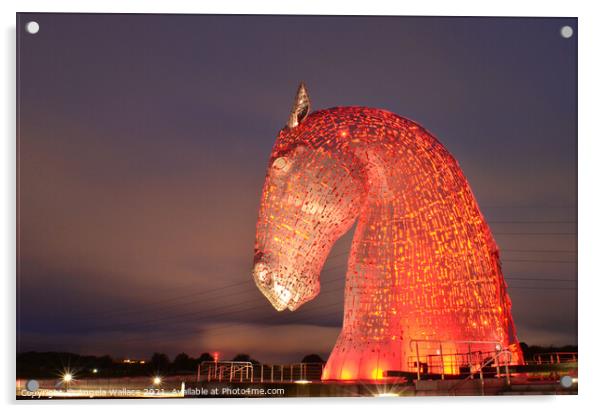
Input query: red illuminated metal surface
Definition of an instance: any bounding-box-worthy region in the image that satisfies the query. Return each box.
[253,84,523,381]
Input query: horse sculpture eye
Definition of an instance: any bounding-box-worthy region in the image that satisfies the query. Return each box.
[272,157,289,172]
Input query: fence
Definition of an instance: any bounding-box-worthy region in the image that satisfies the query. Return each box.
[198,361,324,383]
[407,339,511,380]
[530,352,578,365]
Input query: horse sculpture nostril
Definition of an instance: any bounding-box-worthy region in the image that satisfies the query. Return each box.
[253,263,272,288]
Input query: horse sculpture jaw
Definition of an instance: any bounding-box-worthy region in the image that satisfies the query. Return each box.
[252,261,317,311]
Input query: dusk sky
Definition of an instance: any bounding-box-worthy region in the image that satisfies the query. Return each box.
[17,13,576,363]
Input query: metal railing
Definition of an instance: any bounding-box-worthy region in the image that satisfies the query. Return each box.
[408,339,510,380]
[256,363,323,383]
[199,361,254,383]
[197,362,324,383]
[531,352,577,365]
[450,349,512,395]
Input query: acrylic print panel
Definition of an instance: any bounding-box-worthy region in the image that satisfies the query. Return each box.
[16,13,577,399]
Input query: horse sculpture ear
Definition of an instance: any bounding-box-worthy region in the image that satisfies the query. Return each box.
[287,82,311,129]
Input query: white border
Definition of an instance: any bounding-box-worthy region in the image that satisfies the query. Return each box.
[3,1,601,412]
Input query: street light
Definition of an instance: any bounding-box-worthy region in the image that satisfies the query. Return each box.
[153,376,162,386]
[61,371,74,391]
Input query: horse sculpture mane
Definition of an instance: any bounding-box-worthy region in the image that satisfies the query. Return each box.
[253,83,523,381]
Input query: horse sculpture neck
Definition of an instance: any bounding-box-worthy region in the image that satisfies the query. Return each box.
[311,108,521,381]
[254,104,522,382]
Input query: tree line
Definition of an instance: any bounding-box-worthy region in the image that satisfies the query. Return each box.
[17,343,576,379]
[16,351,325,379]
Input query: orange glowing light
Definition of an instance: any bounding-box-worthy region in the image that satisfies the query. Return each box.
[253,83,523,381]
[340,369,353,380]
[371,368,385,380]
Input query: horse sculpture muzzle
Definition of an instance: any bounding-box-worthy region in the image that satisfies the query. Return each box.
[252,252,319,311]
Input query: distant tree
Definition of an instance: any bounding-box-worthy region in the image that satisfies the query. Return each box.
[301,354,325,364]
[150,353,170,372]
[520,343,577,361]
[197,353,215,364]
[233,353,260,365]
[97,355,113,368]
[172,353,195,372]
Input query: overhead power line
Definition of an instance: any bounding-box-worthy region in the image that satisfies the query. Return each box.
[112,282,578,346]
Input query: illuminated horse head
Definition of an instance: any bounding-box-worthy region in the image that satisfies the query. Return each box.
[253,83,523,381]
